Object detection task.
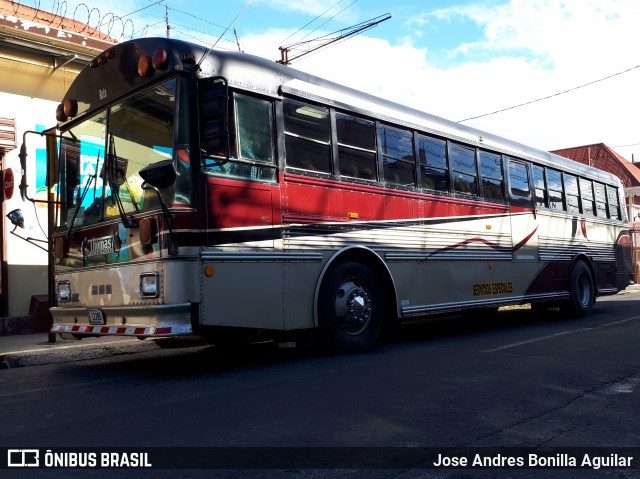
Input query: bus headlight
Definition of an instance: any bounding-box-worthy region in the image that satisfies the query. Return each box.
[57,281,71,302]
[140,272,160,298]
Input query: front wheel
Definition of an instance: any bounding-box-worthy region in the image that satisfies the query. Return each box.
[318,261,384,353]
[564,260,595,317]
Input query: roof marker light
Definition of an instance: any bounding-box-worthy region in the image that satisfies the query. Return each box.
[152,48,168,70]
[56,103,67,122]
[63,99,78,118]
[138,55,154,77]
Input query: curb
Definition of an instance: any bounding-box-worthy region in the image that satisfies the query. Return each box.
[0,338,162,369]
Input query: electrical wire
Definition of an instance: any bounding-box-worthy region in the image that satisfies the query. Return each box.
[459,63,640,123]
[261,0,354,57]
[196,0,253,67]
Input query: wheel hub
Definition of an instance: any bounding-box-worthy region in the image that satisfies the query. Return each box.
[335,280,372,335]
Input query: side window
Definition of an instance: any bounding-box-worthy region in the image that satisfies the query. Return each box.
[508,160,531,199]
[205,93,276,182]
[379,125,415,186]
[532,165,547,207]
[199,79,228,160]
[235,95,274,164]
[283,99,331,174]
[580,178,595,216]
[594,182,608,217]
[417,135,448,191]
[478,151,504,201]
[450,143,478,195]
[336,113,376,181]
[547,169,564,210]
[606,185,621,220]
[564,174,580,213]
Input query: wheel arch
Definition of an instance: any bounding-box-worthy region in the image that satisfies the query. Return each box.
[570,253,597,294]
[313,246,398,327]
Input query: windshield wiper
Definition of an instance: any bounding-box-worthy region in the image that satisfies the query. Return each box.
[106,134,138,228]
[66,150,100,238]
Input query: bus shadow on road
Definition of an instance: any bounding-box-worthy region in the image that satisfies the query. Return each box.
[69,298,631,379]
[379,303,607,348]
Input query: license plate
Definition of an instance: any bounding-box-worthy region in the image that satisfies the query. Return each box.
[88,308,105,325]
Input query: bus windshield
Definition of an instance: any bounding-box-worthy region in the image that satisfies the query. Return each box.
[56,77,190,231]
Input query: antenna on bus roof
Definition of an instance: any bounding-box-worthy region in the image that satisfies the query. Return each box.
[277,13,391,66]
[196,0,253,69]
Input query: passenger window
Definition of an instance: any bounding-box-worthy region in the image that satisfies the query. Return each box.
[380,125,414,186]
[199,79,229,160]
[606,185,620,220]
[594,182,608,217]
[580,178,595,216]
[564,174,580,213]
[450,143,477,195]
[547,169,564,210]
[417,135,448,191]
[479,151,504,201]
[235,95,274,163]
[532,165,547,207]
[508,160,531,198]
[284,99,331,173]
[336,113,377,181]
[205,93,276,182]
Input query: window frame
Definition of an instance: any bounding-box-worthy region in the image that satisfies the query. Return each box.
[478,150,505,203]
[283,98,332,175]
[505,158,533,210]
[449,142,479,197]
[379,123,415,187]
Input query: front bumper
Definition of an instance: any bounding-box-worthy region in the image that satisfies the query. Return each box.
[50,303,193,337]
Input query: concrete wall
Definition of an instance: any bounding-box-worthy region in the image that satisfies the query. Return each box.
[1,90,56,316]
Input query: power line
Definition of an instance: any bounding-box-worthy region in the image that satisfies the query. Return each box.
[278,13,390,65]
[196,0,253,68]
[262,0,354,58]
[459,63,640,123]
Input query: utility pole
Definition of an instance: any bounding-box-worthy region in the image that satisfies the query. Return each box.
[166,5,170,39]
[234,28,243,52]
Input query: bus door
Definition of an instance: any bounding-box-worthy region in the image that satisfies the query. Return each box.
[507,159,539,267]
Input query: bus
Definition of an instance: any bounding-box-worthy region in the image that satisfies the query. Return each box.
[21,37,632,353]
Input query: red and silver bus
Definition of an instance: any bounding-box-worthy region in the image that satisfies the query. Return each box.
[25,37,631,353]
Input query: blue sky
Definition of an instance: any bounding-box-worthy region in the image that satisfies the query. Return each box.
[19,0,640,161]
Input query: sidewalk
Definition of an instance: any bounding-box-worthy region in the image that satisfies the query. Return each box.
[0,333,158,369]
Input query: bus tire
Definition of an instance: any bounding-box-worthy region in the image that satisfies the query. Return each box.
[564,260,595,317]
[318,261,384,354]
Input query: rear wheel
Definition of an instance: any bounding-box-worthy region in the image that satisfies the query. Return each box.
[318,261,384,353]
[564,260,595,317]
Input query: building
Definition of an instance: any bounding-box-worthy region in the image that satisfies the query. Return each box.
[0,0,114,327]
[551,143,640,220]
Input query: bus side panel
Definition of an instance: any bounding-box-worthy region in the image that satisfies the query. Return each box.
[200,258,285,330]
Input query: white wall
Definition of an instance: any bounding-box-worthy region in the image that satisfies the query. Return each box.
[2,91,57,316]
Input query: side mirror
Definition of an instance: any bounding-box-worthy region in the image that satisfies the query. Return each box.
[6,208,24,229]
[139,160,176,189]
[18,143,27,201]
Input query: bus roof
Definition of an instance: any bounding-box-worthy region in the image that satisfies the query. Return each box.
[62,37,621,187]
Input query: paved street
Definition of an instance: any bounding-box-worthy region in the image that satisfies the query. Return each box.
[1,293,640,479]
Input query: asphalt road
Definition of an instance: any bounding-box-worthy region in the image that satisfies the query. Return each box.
[1,293,640,479]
